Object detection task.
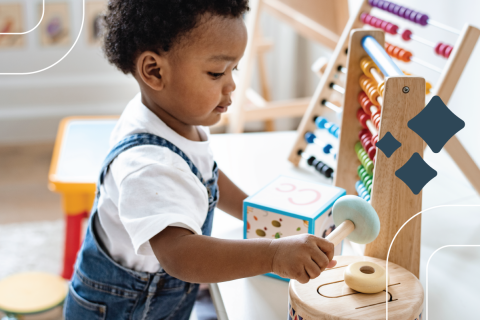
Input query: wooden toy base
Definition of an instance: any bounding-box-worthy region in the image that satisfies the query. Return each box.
[288,256,423,320]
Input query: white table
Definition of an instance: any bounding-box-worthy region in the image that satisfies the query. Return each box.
[209,131,480,320]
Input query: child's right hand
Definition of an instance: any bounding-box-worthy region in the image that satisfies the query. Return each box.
[269,234,337,283]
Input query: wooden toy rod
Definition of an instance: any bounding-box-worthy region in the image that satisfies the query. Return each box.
[335,30,424,277]
[327,220,354,247]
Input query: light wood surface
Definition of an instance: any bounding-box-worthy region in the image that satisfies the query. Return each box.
[289,256,424,320]
[262,0,346,50]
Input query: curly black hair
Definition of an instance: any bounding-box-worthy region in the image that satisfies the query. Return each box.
[103,0,249,74]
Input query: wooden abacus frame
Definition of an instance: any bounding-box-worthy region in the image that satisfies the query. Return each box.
[226,0,349,133]
[338,29,424,277]
[287,0,480,196]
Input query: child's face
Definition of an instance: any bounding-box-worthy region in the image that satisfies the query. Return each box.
[137,14,248,128]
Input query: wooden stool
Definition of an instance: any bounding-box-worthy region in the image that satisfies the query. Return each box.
[288,256,424,320]
[0,272,67,319]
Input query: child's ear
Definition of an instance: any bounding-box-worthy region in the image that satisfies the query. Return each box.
[136,51,166,91]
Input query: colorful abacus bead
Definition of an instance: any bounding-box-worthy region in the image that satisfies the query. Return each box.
[304,132,333,154]
[359,128,376,160]
[371,133,379,146]
[384,42,412,62]
[368,0,429,26]
[358,91,373,115]
[434,43,454,58]
[307,156,334,178]
[371,110,381,129]
[360,12,398,34]
[356,108,369,129]
[360,57,381,78]
[355,142,374,175]
[359,75,380,106]
[315,117,340,138]
[355,180,371,202]
[358,165,373,194]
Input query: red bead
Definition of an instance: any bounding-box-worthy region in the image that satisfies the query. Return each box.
[371,133,379,146]
[386,23,398,35]
[359,128,370,140]
[402,29,412,41]
[445,46,453,58]
[436,43,448,57]
[380,21,389,31]
[360,12,368,23]
[367,146,376,160]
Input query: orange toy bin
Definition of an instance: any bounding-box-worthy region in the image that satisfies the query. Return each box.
[48,116,118,279]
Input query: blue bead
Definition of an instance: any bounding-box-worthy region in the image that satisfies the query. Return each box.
[315,117,328,129]
[304,132,316,144]
[323,144,333,154]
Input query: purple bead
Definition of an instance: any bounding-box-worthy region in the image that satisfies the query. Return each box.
[409,11,419,22]
[416,13,429,26]
[404,9,413,20]
[393,5,402,15]
[382,1,391,11]
[368,0,375,6]
[377,0,385,9]
[387,3,396,13]
[398,7,407,18]
[371,0,381,7]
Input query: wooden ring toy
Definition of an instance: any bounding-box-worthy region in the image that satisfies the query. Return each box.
[288,256,424,320]
[344,260,389,293]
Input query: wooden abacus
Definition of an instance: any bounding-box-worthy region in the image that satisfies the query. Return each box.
[287,0,480,196]
[338,29,425,278]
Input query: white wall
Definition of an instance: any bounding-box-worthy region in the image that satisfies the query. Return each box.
[0,0,139,144]
[0,0,479,143]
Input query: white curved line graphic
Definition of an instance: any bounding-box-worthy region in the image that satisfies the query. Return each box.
[0,0,45,35]
[425,245,480,318]
[385,204,480,319]
[0,0,84,75]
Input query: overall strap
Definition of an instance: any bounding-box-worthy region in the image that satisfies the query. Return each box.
[97,133,206,193]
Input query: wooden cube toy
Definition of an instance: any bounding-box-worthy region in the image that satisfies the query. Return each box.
[243,176,346,281]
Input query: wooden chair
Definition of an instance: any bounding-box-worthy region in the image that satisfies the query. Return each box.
[227,0,349,133]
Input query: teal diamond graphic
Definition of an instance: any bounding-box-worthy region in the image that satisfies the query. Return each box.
[376,131,401,158]
[408,96,465,153]
[395,153,437,194]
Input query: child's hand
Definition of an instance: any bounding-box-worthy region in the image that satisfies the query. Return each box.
[269,234,337,283]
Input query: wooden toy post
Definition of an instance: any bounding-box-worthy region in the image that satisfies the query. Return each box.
[336,29,424,277]
[287,0,480,196]
[227,0,349,133]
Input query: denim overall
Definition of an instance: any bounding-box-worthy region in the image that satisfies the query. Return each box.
[64,133,219,320]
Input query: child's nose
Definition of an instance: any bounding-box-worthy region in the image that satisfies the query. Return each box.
[224,75,236,94]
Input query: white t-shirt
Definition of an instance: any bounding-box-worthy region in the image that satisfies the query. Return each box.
[95,93,215,273]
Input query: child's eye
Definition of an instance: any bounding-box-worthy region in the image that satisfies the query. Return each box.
[208,72,225,79]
